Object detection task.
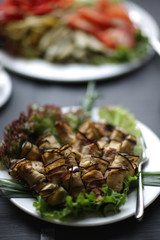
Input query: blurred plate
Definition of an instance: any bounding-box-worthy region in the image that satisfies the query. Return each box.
[1,1,159,82]
[0,69,12,107]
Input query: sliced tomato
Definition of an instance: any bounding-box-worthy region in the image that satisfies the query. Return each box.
[105,4,133,26]
[0,0,74,23]
[0,4,23,23]
[96,28,135,49]
[67,14,99,34]
[97,0,111,12]
[77,2,134,31]
[77,7,110,28]
[27,3,53,15]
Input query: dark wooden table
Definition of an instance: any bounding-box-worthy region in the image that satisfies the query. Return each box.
[0,0,160,239]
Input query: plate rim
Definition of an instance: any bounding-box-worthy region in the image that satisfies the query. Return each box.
[0,69,12,108]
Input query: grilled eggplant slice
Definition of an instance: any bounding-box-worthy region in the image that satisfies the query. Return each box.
[55,121,76,144]
[36,130,61,149]
[120,135,137,153]
[21,141,41,161]
[9,158,67,206]
[106,153,135,192]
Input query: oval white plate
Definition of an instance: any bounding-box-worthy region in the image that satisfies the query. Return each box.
[0,107,160,227]
[1,1,159,82]
[0,69,12,108]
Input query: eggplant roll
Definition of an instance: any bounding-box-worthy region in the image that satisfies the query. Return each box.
[9,118,139,205]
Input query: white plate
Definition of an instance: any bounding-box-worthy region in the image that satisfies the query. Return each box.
[1,1,159,82]
[0,69,12,108]
[0,107,160,227]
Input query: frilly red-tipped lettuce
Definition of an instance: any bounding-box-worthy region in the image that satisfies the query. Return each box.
[0,104,62,168]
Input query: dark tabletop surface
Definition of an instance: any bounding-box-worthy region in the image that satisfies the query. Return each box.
[0,0,160,239]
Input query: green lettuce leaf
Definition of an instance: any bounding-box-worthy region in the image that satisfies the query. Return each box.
[33,185,127,221]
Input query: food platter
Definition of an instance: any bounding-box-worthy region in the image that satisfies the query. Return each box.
[1,1,160,82]
[0,106,160,227]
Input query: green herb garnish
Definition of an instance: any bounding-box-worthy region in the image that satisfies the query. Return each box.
[81,81,101,115]
[92,30,149,65]
[33,185,126,221]
[142,172,160,187]
[0,178,32,198]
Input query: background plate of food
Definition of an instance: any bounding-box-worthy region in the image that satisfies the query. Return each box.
[0,0,159,82]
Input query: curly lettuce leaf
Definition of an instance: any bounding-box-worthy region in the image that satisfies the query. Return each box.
[33,185,127,221]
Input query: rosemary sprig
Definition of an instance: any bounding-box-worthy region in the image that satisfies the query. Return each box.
[81,81,101,116]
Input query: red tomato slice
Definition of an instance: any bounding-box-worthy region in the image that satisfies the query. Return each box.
[0,5,23,23]
[78,7,110,28]
[28,4,53,15]
[77,2,134,32]
[109,18,135,33]
[0,0,74,23]
[105,4,133,26]
[97,0,111,11]
[96,28,135,49]
[67,14,99,34]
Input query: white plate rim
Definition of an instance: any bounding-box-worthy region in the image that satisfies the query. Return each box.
[0,69,12,108]
[0,106,160,227]
[1,1,159,82]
